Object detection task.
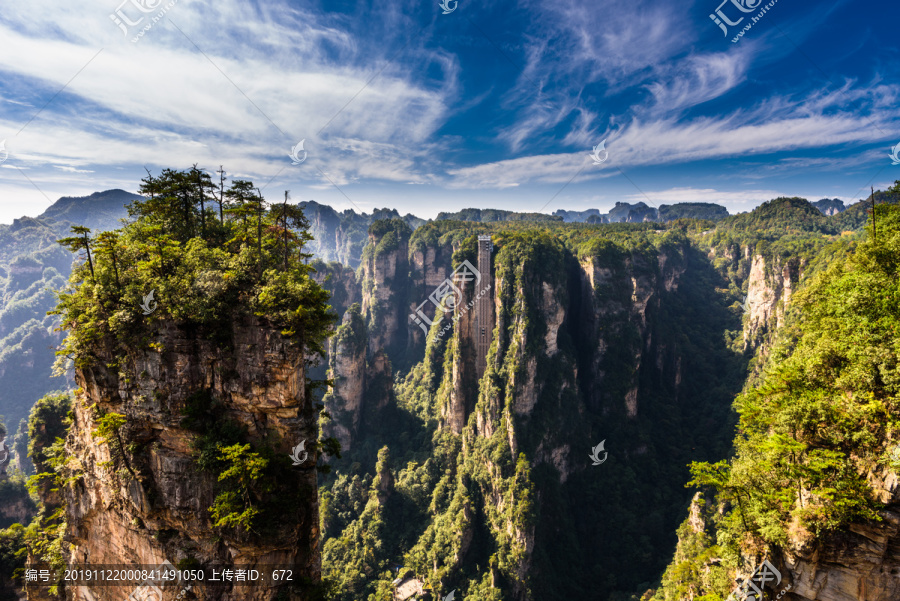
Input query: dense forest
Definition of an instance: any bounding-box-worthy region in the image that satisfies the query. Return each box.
[653,191,900,600]
[0,176,897,601]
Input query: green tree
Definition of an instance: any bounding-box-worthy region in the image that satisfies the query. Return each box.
[57,226,94,280]
[91,410,135,479]
[94,231,122,290]
[209,443,269,532]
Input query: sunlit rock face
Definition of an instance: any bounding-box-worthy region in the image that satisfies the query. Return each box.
[58,315,320,601]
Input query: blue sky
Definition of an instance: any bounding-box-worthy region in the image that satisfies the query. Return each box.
[0,0,898,222]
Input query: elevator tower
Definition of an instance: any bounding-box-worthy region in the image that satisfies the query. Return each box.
[475,235,493,378]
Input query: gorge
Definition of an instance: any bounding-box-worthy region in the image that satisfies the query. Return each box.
[0,182,899,601]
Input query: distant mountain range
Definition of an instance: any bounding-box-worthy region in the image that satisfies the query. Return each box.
[299,200,426,268]
[553,201,731,223]
[435,208,562,223]
[0,189,140,438]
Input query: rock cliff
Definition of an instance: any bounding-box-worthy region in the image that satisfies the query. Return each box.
[379,230,741,600]
[322,306,367,452]
[58,315,321,601]
[774,465,900,601]
[360,220,412,357]
[311,260,359,320]
[744,252,800,351]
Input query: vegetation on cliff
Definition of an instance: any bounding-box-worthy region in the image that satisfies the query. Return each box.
[652,194,900,600]
[3,180,899,601]
[30,170,339,592]
[52,168,333,371]
[320,223,750,600]
[0,392,72,598]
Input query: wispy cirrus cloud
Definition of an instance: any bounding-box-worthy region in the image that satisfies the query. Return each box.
[447,80,900,189]
[0,0,897,223]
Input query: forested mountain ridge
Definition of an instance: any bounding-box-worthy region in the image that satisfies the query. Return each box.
[653,188,900,601]
[318,220,746,600]
[0,182,898,601]
[304,196,868,273]
[313,192,900,600]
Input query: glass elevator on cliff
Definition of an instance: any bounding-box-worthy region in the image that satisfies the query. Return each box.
[475,235,493,378]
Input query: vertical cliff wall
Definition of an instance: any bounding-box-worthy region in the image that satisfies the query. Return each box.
[743,252,800,352]
[360,220,412,358]
[60,315,321,601]
[381,229,745,600]
[312,221,759,601]
[322,305,367,452]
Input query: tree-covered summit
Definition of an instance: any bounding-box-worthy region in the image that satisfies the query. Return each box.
[52,167,334,367]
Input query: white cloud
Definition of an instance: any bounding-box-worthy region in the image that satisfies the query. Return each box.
[447,83,900,189]
[0,0,457,201]
[54,165,95,173]
[0,0,896,225]
[644,51,751,114]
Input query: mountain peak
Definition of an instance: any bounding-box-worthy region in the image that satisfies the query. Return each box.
[38,188,140,231]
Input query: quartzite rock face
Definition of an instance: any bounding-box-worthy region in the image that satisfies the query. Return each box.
[781,509,900,601]
[361,230,411,356]
[744,253,800,350]
[408,242,454,351]
[61,315,320,601]
[322,308,367,452]
[777,468,900,601]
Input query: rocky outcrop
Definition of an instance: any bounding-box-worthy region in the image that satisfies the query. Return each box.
[366,349,392,412]
[0,497,34,525]
[744,253,800,350]
[301,201,423,269]
[360,221,412,356]
[408,240,455,351]
[323,306,368,452]
[812,198,846,216]
[576,249,683,417]
[443,278,479,435]
[311,260,360,320]
[775,467,900,601]
[58,315,320,601]
[315,230,742,601]
[780,509,900,601]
